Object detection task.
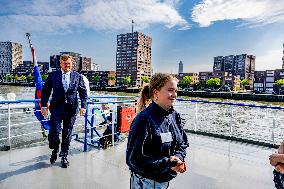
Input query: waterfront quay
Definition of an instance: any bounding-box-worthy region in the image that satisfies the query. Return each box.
[0,134,275,189]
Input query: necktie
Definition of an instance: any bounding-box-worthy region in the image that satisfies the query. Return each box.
[63,74,68,92]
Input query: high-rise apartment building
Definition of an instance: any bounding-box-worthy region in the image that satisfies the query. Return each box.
[0,41,22,77]
[213,56,224,72]
[234,54,255,81]
[80,57,92,71]
[178,61,183,74]
[224,55,235,73]
[116,31,152,87]
[213,54,255,80]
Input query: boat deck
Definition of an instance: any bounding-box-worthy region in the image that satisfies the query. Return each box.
[0,134,276,189]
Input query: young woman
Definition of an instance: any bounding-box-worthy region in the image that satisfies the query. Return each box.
[270,141,284,188]
[126,73,189,189]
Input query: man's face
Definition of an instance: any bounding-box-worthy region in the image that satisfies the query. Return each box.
[60,58,72,73]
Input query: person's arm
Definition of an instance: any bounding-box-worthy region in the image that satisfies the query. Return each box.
[126,114,172,176]
[78,74,87,115]
[173,113,189,162]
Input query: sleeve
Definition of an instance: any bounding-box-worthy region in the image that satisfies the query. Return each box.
[41,73,52,107]
[174,113,189,162]
[126,113,171,175]
[78,74,88,109]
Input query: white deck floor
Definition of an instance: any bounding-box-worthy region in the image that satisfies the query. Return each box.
[0,134,276,189]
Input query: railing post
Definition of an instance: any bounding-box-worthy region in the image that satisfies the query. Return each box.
[111,103,116,147]
[7,103,11,150]
[272,117,276,146]
[229,106,233,137]
[194,102,198,132]
[83,104,89,152]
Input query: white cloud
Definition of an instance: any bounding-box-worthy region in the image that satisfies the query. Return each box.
[80,0,189,31]
[255,49,283,71]
[0,0,189,33]
[192,0,284,27]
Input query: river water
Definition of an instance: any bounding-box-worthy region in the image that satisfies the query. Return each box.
[1,85,284,148]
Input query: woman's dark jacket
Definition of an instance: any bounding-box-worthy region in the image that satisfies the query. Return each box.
[126,102,189,182]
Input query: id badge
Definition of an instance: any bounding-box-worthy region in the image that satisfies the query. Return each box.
[160,132,173,143]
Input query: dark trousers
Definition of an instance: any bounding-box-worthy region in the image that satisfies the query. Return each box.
[48,106,77,154]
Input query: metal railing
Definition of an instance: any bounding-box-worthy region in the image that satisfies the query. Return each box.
[175,99,284,147]
[0,99,47,150]
[0,96,136,151]
[83,98,136,151]
[1,97,284,150]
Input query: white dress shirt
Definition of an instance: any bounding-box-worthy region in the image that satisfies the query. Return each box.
[61,70,71,91]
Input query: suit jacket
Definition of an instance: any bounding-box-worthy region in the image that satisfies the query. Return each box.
[41,70,87,115]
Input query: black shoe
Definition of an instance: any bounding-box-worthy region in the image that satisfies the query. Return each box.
[50,149,58,164]
[61,157,69,168]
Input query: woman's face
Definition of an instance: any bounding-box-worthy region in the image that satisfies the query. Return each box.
[154,80,178,110]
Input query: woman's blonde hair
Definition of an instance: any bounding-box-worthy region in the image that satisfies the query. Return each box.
[137,73,178,112]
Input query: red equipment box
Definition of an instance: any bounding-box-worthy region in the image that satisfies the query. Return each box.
[117,106,136,133]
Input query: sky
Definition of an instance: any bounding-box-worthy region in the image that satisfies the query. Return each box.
[0,0,284,73]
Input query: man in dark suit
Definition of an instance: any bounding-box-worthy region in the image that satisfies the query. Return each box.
[41,55,87,168]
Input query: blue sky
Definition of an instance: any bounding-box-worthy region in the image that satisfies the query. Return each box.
[0,0,284,73]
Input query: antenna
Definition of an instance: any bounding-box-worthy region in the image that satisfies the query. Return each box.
[25,32,37,67]
[26,33,33,49]
[132,20,134,34]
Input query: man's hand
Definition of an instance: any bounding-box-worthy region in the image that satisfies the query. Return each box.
[41,107,49,119]
[80,108,86,116]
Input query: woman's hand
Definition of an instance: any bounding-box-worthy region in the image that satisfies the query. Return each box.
[269,153,284,166]
[170,156,186,173]
[275,163,284,174]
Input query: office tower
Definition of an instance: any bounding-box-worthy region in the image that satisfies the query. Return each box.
[0,41,22,77]
[178,61,183,74]
[116,31,152,87]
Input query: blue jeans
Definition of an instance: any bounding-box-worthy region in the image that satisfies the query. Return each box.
[130,172,169,189]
